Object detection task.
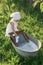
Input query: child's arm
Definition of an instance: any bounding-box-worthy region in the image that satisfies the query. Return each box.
[10,22,17,36]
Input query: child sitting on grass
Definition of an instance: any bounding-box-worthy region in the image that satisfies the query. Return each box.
[5,12,29,46]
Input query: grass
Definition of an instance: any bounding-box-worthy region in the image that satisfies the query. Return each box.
[0,0,43,65]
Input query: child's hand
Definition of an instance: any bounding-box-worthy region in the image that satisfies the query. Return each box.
[13,32,17,36]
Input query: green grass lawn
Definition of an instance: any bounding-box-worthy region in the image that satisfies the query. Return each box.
[0,0,43,65]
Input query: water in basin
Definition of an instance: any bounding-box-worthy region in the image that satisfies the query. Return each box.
[18,40,38,52]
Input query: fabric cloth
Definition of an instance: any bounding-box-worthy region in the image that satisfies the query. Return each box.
[12,34,19,43]
[15,36,19,43]
[10,12,21,20]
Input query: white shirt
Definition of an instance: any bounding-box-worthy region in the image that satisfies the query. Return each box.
[5,18,18,37]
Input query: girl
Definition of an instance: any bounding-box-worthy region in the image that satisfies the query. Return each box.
[5,12,29,46]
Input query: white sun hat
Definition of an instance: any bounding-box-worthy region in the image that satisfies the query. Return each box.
[10,12,21,20]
